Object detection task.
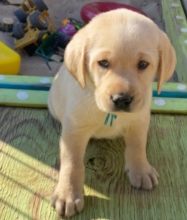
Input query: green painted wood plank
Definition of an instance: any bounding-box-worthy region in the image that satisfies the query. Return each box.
[1,75,187,92]
[1,75,187,91]
[0,108,60,220]
[152,82,187,91]
[0,75,54,91]
[151,97,187,114]
[152,82,187,98]
[0,88,187,114]
[162,0,187,82]
[152,81,187,90]
[1,108,187,219]
[0,89,48,108]
[0,75,54,84]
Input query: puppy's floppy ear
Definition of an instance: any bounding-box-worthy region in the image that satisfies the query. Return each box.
[64,28,89,89]
[157,31,176,94]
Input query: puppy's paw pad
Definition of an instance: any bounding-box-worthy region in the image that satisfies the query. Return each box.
[51,190,84,217]
[125,164,159,190]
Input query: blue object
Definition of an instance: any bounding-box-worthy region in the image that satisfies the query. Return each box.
[104,113,118,127]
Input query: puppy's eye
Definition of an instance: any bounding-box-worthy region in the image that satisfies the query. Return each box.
[98,60,109,68]
[138,61,148,69]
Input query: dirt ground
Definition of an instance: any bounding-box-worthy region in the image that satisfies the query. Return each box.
[0,0,163,77]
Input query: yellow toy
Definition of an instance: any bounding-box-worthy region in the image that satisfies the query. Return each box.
[0,42,21,75]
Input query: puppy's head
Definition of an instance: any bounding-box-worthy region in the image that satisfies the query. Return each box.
[65,9,176,113]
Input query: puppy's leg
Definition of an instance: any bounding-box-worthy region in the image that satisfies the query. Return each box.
[51,118,92,217]
[124,114,159,190]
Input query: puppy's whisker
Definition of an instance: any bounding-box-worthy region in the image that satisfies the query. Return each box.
[87,99,96,115]
[84,93,95,100]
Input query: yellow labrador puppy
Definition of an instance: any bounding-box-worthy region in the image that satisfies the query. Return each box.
[48,9,176,217]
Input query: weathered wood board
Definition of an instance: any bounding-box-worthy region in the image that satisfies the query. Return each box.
[162,0,187,82]
[1,75,187,114]
[0,107,187,219]
[1,88,187,114]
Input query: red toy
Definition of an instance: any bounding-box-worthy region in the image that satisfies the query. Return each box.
[81,2,146,23]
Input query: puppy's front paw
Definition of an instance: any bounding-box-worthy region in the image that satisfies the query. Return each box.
[51,185,84,218]
[125,163,159,190]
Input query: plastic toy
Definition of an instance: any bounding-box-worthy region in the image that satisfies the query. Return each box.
[81,2,147,23]
[58,23,77,38]
[35,18,84,69]
[35,31,72,69]
[2,17,14,32]
[14,0,48,23]
[58,18,85,38]
[0,22,3,31]
[0,41,21,75]
[13,0,56,55]
[7,0,22,4]
[36,18,84,69]
[63,18,85,30]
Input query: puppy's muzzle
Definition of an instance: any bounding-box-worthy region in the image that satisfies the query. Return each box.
[111,93,133,112]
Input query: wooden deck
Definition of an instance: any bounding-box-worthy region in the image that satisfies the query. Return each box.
[1,107,187,219]
[162,0,187,82]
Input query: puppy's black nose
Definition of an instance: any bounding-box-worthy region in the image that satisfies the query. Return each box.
[111,94,133,111]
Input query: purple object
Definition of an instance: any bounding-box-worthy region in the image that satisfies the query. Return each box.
[58,23,77,38]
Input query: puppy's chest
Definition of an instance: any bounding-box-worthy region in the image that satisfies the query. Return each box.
[93,113,126,139]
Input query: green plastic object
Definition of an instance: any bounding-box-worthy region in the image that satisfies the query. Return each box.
[35,31,72,69]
